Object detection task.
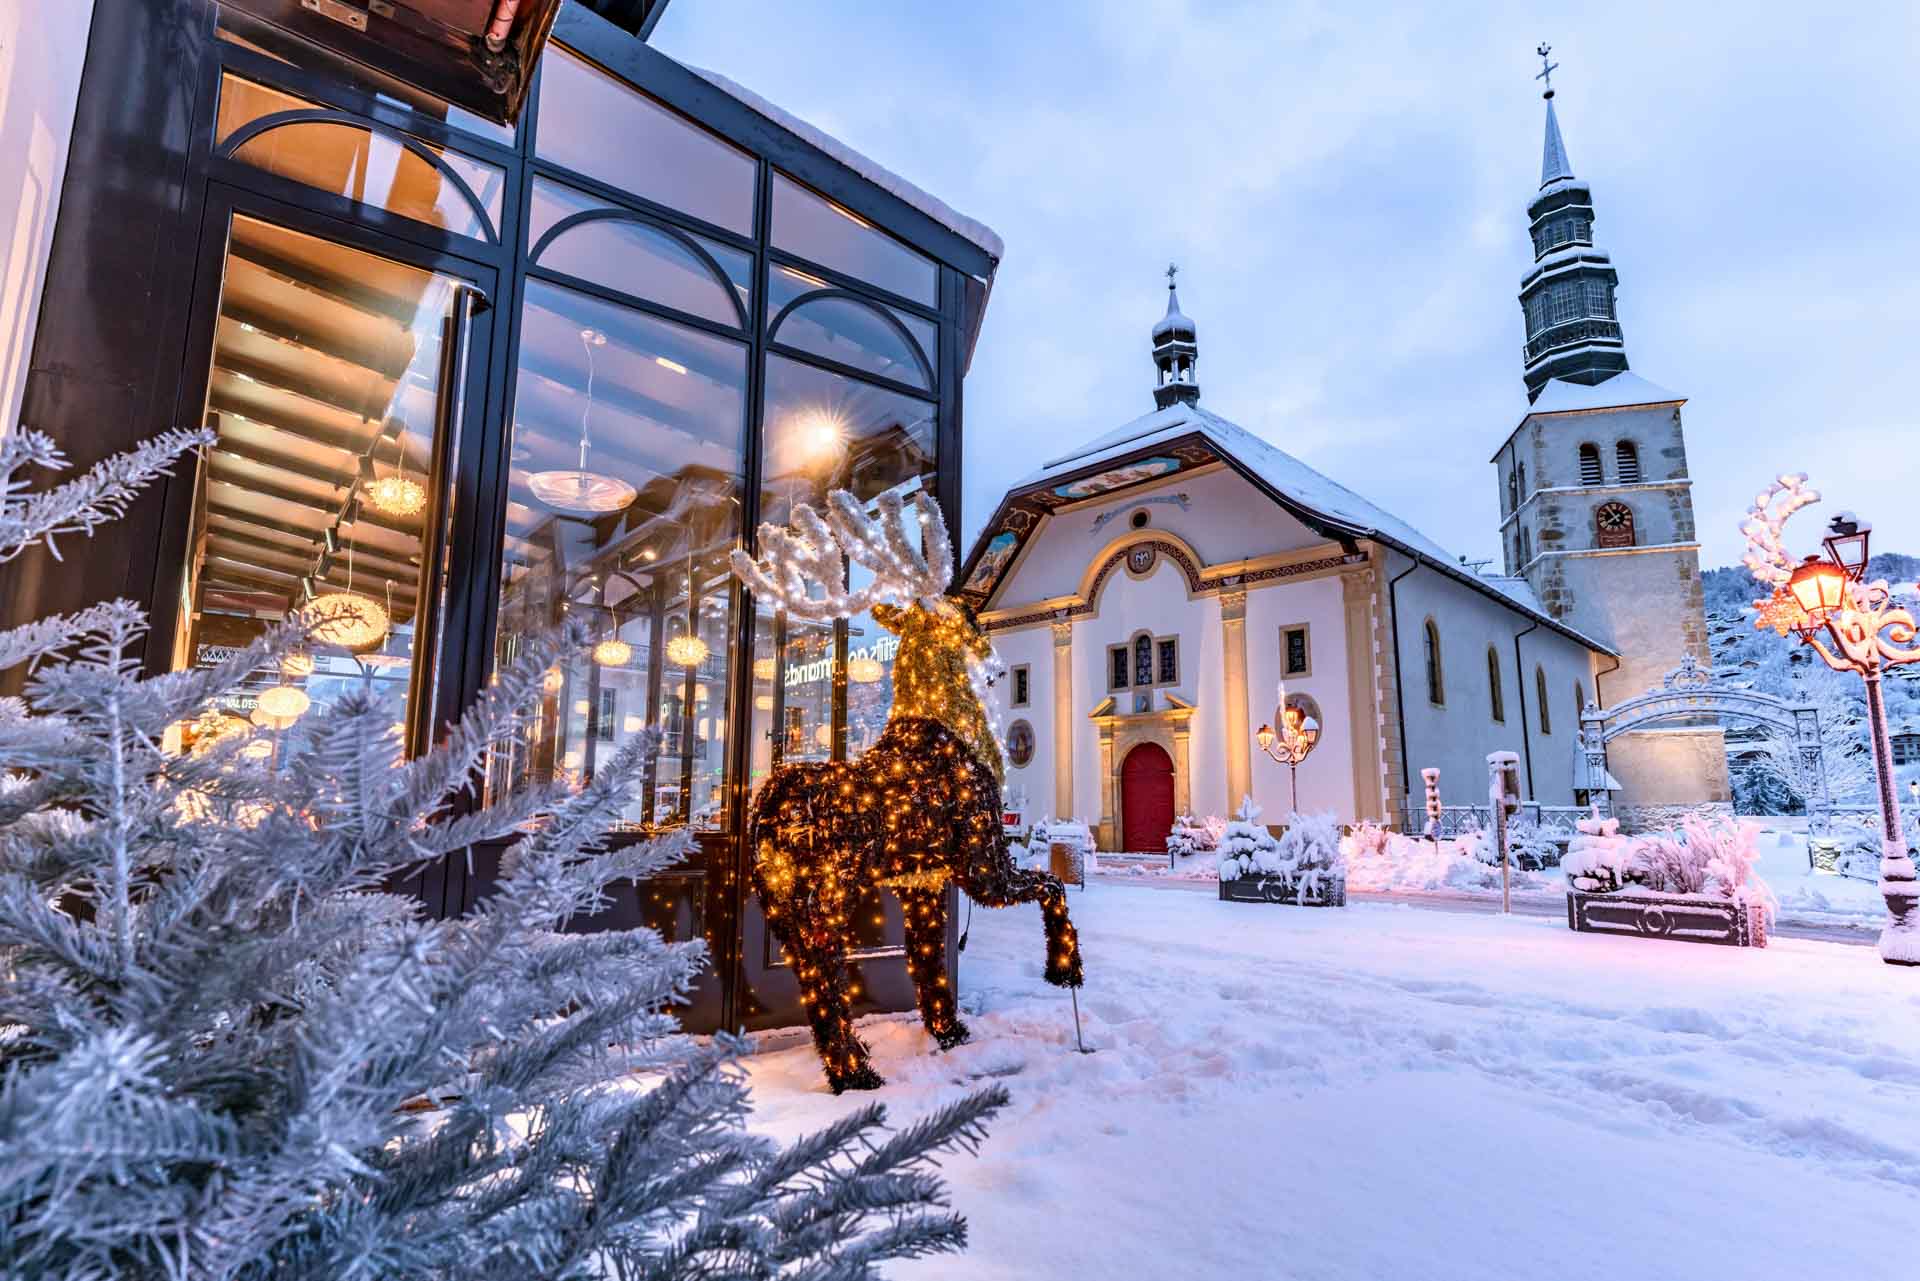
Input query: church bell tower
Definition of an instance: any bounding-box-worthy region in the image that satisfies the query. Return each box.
[1495,45,1729,824]
[1152,264,1200,409]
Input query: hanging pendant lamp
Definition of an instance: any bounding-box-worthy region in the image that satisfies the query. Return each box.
[364,425,427,518]
[527,328,637,515]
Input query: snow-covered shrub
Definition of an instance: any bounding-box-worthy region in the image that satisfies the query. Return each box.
[1166,812,1221,856]
[1217,795,1280,881]
[1690,818,1775,917]
[1631,828,1708,895]
[1509,818,1569,870]
[1346,819,1391,861]
[1457,819,1493,865]
[1274,811,1346,901]
[1562,813,1630,893]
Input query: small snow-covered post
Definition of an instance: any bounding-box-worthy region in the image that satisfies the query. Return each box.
[1421,767,1442,850]
[1487,752,1523,914]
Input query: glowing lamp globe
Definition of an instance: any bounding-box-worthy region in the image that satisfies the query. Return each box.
[1255,724,1276,753]
[753,657,777,681]
[304,592,390,650]
[1787,555,1847,628]
[754,694,773,711]
[364,473,427,518]
[1299,716,1321,748]
[525,468,636,515]
[592,637,633,667]
[666,633,709,667]
[847,656,884,683]
[813,722,832,748]
[257,685,311,721]
[242,737,275,761]
[280,650,315,678]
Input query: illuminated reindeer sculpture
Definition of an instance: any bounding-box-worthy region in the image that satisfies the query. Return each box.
[733,490,1084,1092]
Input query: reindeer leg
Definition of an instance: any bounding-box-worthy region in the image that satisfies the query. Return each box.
[899,884,969,1050]
[957,864,1084,989]
[791,924,884,1094]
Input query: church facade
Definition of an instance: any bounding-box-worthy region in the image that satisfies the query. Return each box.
[959,284,1611,849]
[961,61,1725,846]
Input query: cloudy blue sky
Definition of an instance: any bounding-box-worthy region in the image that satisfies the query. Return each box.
[652,1,1920,571]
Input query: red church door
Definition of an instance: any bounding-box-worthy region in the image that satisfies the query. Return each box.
[1121,742,1176,853]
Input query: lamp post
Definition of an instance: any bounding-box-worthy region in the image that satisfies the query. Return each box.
[1255,682,1321,813]
[1744,478,1920,965]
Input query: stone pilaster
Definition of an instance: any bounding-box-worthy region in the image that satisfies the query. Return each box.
[1218,584,1250,813]
[1346,559,1402,824]
[1051,616,1074,820]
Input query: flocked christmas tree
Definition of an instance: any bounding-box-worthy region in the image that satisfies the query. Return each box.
[0,429,1006,1280]
[1216,795,1280,881]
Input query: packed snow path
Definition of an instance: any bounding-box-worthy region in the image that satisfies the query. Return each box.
[739,880,1920,1280]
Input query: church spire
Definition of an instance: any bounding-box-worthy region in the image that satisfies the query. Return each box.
[1516,45,1627,402]
[1151,263,1200,409]
[1537,42,1574,187]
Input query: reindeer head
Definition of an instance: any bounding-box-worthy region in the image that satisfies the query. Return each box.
[732,489,1005,781]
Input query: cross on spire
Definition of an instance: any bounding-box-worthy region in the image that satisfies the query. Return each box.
[1166,262,1178,290]
[1535,42,1558,99]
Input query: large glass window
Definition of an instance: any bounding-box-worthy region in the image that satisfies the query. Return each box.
[218,75,505,241]
[746,356,937,790]
[535,47,756,237]
[772,172,937,306]
[528,178,751,326]
[167,216,469,757]
[768,264,935,388]
[488,279,748,829]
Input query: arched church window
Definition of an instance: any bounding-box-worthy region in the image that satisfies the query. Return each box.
[1578,443,1603,486]
[1615,441,1641,483]
[1518,461,1527,496]
[1487,647,1505,723]
[1536,666,1552,735]
[1520,527,1532,566]
[1134,633,1153,687]
[1423,620,1444,707]
[1595,501,1635,549]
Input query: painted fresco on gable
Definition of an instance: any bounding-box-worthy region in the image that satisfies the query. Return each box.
[1051,455,1180,501]
[963,531,1018,592]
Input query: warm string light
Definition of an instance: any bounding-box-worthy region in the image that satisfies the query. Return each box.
[734,487,1083,1093]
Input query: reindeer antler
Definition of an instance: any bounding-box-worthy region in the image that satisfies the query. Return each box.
[1740,473,1820,589]
[731,488,954,620]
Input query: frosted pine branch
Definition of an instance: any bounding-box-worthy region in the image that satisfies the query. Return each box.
[0,427,210,563]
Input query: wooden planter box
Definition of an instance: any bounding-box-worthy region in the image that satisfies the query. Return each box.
[1219,873,1347,907]
[1565,889,1768,948]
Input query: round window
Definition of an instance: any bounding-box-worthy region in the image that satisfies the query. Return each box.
[1130,509,1151,530]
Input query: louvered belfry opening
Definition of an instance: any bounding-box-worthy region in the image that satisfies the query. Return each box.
[1615,440,1641,483]
[1578,442,1603,485]
[177,215,456,750]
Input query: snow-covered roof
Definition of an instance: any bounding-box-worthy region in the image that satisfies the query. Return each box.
[684,66,1004,265]
[1528,372,1684,416]
[1011,402,1615,654]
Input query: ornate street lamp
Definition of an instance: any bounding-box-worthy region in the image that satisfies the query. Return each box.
[1744,475,1920,965]
[1255,682,1322,812]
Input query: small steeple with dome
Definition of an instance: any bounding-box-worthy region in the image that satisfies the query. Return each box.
[1517,45,1628,402]
[1152,263,1200,409]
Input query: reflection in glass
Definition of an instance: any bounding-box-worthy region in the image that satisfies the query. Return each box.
[214,12,515,145]
[219,75,505,240]
[767,265,934,389]
[168,216,462,759]
[529,178,752,328]
[746,357,937,790]
[536,47,756,237]
[771,172,937,305]
[490,279,747,829]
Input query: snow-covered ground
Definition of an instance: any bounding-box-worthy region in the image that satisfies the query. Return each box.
[738,881,1920,1280]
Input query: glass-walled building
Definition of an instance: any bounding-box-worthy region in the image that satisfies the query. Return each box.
[6,0,1001,1035]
